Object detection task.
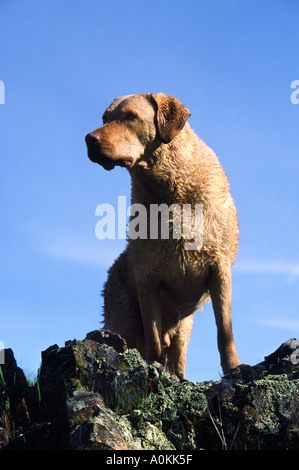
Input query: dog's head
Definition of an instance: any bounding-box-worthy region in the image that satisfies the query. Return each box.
[85,93,191,171]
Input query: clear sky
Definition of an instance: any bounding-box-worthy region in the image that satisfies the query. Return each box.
[0,0,298,382]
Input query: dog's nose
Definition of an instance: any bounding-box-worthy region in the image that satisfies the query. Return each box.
[85,132,101,145]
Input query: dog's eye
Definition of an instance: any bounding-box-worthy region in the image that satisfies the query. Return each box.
[124,112,136,121]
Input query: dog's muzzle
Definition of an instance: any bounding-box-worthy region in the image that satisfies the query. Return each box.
[85,132,133,171]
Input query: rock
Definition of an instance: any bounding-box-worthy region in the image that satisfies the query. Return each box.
[67,390,136,450]
[0,331,299,450]
[264,338,299,366]
[0,348,30,440]
[84,329,128,353]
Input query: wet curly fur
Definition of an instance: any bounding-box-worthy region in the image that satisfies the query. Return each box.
[85,93,249,379]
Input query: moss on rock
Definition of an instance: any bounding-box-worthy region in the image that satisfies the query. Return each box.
[1,331,299,450]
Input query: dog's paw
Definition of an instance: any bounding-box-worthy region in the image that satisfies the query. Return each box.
[226,363,251,375]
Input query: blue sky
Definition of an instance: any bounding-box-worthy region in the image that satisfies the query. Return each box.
[0,0,298,382]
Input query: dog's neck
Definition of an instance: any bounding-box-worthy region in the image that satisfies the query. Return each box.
[129,124,210,206]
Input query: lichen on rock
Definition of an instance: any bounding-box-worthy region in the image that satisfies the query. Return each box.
[0,332,299,450]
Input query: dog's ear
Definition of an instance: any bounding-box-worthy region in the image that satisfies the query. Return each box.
[151,93,191,144]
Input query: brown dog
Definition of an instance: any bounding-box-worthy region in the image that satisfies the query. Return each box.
[85,93,248,379]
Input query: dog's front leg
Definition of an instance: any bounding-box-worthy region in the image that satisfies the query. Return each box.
[137,280,165,366]
[208,263,243,374]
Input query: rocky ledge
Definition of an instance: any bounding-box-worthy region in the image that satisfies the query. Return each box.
[0,330,299,450]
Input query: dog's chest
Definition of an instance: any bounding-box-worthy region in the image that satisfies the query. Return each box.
[132,239,209,307]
